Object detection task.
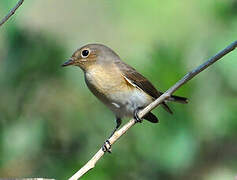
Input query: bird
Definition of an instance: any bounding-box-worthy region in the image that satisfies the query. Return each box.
[62,43,188,152]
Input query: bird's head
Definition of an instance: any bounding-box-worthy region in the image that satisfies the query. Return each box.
[62,44,120,71]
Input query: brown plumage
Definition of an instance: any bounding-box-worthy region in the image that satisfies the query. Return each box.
[62,43,188,152]
[116,60,188,116]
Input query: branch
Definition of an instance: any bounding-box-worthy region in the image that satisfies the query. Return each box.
[0,0,24,27]
[69,40,237,180]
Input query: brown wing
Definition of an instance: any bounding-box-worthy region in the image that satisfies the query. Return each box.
[116,60,162,99]
[115,60,173,114]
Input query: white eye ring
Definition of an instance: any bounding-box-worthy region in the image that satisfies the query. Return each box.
[81,49,90,58]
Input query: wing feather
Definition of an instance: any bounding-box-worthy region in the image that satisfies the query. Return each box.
[116,60,173,114]
[116,61,162,99]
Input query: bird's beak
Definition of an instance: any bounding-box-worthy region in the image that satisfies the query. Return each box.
[61,58,75,67]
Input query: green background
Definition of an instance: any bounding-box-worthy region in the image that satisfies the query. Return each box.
[0,0,237,179]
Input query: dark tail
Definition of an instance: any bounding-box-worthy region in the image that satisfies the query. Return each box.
[144,95,188,122]
[161,94,188,114]
[168,95,188,104]
[144,112,159,123]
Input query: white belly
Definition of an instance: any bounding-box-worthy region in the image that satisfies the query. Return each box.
[85,67,153,118]
[107,88,153,118]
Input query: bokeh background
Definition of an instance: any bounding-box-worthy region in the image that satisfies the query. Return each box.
[0,0,237,179]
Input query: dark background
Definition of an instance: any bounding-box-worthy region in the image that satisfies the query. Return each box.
[0,0,237,179]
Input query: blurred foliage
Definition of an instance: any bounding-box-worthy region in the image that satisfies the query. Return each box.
[0,0,237,180]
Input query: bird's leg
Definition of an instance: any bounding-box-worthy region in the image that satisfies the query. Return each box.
[109,117,122,138]
[102,140,111,153]
[102,117,121,153]
[134,107,144,123]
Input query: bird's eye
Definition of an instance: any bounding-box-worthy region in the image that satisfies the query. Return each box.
[81,49,90,58]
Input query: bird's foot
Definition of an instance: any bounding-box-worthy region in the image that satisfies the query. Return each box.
[134,108,143,123]
[102,139,112,153]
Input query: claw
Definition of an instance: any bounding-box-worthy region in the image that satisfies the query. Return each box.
[134,108,143,123]
[102,140,112,153]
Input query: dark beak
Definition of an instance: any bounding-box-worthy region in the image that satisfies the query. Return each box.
[61,58,74,67]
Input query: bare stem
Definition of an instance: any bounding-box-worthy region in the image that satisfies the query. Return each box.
[0,0,24,27]
[69,40,237,180]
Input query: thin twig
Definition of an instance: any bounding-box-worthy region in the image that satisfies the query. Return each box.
[69,40,237,180]
[0,0,24,27]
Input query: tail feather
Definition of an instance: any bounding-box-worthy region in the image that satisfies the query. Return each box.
[160,94,188,114]
[143,112,159,123]
[162,102,173,114]
[144,95,188,122]
[168,95,188,104]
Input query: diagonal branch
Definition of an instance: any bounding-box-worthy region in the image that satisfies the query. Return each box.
[69,40,237,180]
[0,0,24,27]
